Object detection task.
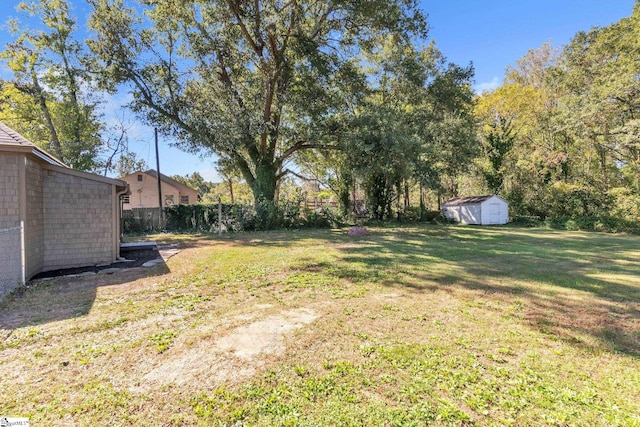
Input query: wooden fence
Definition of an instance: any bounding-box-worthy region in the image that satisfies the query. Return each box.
[303,198,339,210]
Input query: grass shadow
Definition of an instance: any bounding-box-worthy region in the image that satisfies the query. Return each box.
[0,261,170,331]
[328,225,640,358]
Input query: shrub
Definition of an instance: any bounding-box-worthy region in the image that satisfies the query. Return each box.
[122,208,162,234]
[157,201,343,233]
[300,207,343,229]
[423,210,443,222]
[542,215,640,234]
[389,207,442,223]
[547,182,609,218]
[122,216,150,234]
[608,187,640,222]
[163,204,257,233]
[509,215,542,228]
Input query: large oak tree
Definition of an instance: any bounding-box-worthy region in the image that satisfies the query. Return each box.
[87,0,427,206]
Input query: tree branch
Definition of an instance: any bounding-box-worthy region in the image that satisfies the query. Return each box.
[231,151,256,187]
[129,70,205,147]
[310,5,335,40]
[277,167,309,181]
[281,141,341,160]
[226,0,264,59]
[253,0,266,51]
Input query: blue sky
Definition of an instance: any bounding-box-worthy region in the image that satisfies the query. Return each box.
[425,1,635,92]
[0,0,636,181]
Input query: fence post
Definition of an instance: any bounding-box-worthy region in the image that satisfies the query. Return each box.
[218,197,222,237]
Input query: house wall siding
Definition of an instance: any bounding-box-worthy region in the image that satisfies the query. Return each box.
[42,170,115,270]
[125,177,180,209]
[461,205,482,224]
[0,153,20,229]
[121,172,198,209]
[0,153,23,299]
[443,204,481,224]
[25,158,45,278]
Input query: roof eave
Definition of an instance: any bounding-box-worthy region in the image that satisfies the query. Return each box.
[0,143,68,167]
[44,163,128,189]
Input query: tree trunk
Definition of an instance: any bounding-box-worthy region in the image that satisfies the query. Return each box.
[419,182,425,218]
[28,69,63,161]
[234,152,279,207]
[404,181,410,208]
[227,178,235,204]
[597,143,608,191]
[352,179,357,215]
[252,162,278,205]
[274,168,283,203]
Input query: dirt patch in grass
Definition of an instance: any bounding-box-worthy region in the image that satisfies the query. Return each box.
[139,307,319,391]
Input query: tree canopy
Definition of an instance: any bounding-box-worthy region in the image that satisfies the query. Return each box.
[87,0,428,207]
[0,0,125,172]
[474,2,640,221]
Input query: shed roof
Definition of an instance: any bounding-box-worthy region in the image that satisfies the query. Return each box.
[442,195,505,206]
[0,122,68,167]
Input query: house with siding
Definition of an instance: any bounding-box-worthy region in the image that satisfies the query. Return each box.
[0,122,128,300]
[119,169,198,209]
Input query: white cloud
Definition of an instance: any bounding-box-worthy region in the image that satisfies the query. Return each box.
[198,168,222,183]
[474,77,501,94]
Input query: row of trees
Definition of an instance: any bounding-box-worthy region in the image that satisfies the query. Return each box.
[1,0,638,225]
[475,3,640,221]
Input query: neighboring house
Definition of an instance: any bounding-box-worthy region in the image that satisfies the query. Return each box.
[0,122,128,300]
[119,170,198,210]
[441,195,509,225]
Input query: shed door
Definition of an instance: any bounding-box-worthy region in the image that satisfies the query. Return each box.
[488,203,502,224]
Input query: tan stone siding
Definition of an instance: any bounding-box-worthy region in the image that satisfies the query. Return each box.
[0,153,20,229]
[0,226,22,300]
[42,170,115,270]
[0,153,22,298]
[25,158,45,278]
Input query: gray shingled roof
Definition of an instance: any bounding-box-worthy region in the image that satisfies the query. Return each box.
[0,122,67,167]
[442,195,498,206]
[0,121,36,146]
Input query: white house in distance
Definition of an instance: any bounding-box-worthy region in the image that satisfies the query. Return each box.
[119,170,198,210]
[441,195,509,225]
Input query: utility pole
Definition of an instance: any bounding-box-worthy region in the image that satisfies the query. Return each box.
[155,128,164,229]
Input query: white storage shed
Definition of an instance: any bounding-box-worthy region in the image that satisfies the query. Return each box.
[441,195,509,225]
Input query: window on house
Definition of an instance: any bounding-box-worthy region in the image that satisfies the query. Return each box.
[122,195,130,204]
[180,195,189,204]
[137,174,143,181]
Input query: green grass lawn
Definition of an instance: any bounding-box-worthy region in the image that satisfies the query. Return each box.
[1,225,640,426]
